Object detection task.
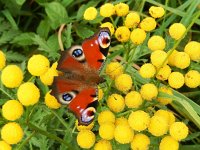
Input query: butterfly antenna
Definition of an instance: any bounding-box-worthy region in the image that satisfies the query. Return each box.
[58,24,66,51]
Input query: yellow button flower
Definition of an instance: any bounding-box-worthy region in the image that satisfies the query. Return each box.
[185,70,200,88]
[156,65,171,81]
[114,124,134,144]
[169,122,189,141]
[149,6,165,18]
[40,62,58,85]
[115,117,129,126]
[140,17,157,31]
[115,74,132,92]
[148,35,166,51]
[0,140,12,150]
[105,62,124,80]
[75,120,94,131]
[184,41,200,61]
[114,2,129,16]
[159,136,179,150]
[28,54,50,76]
[77,130,95,149]
[169,23,186,40]
[125,12,140,28]
[168,72,184,89]
[99,123,115,140]
[17,82,40,106]
[131,134,150,150]
[125,91,143,108]
[148,115,168,136]
[98,86,104,100]
[139,63,156,78]
[2,100,24,121]
[98,110,115,125]
[167,49,178,66]
[100,3,115,17]
[44,91,61,109]
[107,94,125,113]
[154,109,171,126]
[100,22,115,35]
[0,50,6,70]
[128,110,150,131]
[157,86,173,105]
[94,139,112,150]
[1,65,23,88]
[115,26,130,42]
[1,122,23,144]
[83,7,97,20]
[168,111,176,126]
[130,28,146,45]
[151,50,168,67]
[174,52,190,69]
[140,83,158,101]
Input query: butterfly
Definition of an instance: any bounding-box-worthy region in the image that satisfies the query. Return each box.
[51,28,111,125]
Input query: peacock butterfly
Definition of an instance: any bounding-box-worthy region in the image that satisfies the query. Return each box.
[51,28,111,125]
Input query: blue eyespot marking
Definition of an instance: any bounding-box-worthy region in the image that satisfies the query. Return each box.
[62,93,73,101]
[72,49,83,58]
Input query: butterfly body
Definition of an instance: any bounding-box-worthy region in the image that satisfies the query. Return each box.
[51,28,111,125]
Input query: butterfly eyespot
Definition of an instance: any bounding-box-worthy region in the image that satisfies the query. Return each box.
[81,107,96,124]
[98,31,111,49]
[69,46,86,62]
[58,91,77,105]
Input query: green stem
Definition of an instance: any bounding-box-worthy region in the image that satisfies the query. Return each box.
[0,87,14,99]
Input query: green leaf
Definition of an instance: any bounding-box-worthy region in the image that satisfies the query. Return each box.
[5,51,26,62]
[12,32,35,46]
[16,0,26,5]
[2,9,18,30]
[180,145,200,150]
[0,29,21,45]
[75,25,94,39]
[63,23,73,48]
[37,19,50,39]
[45,2,68,29]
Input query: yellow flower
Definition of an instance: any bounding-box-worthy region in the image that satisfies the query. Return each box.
[115,117,129,126]
[0,50,6,70]
[169,122,189,141]
[44,91,61,109]
[148,35,166,51]
[17,82,40,106]
[140,83,158,101]
[100,22,115,35]
[125,91,143,108]
[140,17,157,31]
[75,120,94,131]
[130,28,146,45]
[100,3,115,17]
[154,109,174,126]
[105,62,124,80]
[28,54,50,76]
[98,86,104,100]
[1,65,23,88]
[185,70,200,88]
[168,72,184,89]
[184,41,200,61]
[131,133,150,150]
[148,115,168,136]
[156,65,171,81]
[168,111,176,126]
[149,6,165,18]
[83,7,97,20]
[139,63,156,78]
[174,52,190,69]
[99,123,115,140]
[2,100,24,121]
[151,50,168,67]
[114,124,134,144]
[115,26,130,42]
[169,23,186,40]
[94,139,112,150]
[128,110,150,131]
[157,86,173,105]
[40,62,58,85]
[98,110,115,125]
[107,94,125,113]
[1,122,23,144]
[167,49,178,66]
[0,140,12,150]
[125,12,140,28]
[77,130,95,149]
[115,74,132,92]
[159,136,179,150]
[114,2,129,16]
